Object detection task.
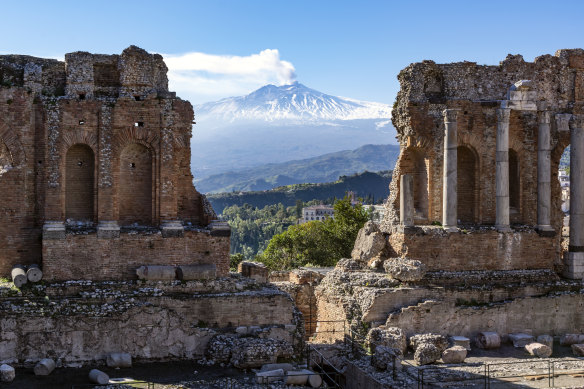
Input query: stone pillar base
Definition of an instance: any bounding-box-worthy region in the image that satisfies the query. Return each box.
[97,221,120,239]
[564,252,584,279]
[443,225,458,233]
[496,225,512,233]
[209,220,231,237]
[536,225,555,237]
[161,220,184,238]
[43,221,66,240]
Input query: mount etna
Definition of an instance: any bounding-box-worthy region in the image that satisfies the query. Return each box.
[191,82,396,183]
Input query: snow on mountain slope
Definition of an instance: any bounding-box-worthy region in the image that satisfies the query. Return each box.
[195,82,392,122]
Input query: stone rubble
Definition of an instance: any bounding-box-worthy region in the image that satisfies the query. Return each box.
[509,333,535,347]
[409,333,449,353]
[383,257,427,282]
[0,364,15,382]
[525,342,552,358]
[414,343,441,365]
[366,327,407,354]
[351,221,387,263]
[441,345,467,364]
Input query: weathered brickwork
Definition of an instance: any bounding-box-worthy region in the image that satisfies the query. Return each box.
[381,49,584,272]
[43,230,230,280]
[387,228,559,272]
[0,46,226,279]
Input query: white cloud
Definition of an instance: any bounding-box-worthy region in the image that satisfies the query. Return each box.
[163,49,296,104]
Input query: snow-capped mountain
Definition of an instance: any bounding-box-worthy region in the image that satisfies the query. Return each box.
[191,82,396,182]
[195,82,392,123]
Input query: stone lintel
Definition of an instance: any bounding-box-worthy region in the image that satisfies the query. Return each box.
[97,220,120,239]
[161,220,184,238]
[209,220,231,237]
[43,221,66,240]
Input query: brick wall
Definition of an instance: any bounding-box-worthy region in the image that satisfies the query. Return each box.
[42,230,230,281]
[388,228,559,272]
[65,144,95,221]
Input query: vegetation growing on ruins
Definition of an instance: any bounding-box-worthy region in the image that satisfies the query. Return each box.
[257,196,370,270]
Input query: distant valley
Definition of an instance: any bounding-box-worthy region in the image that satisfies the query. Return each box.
[196,144,400,193]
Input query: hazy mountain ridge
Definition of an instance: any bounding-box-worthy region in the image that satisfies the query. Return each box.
[207,170,392,215]
[196,144,400,193]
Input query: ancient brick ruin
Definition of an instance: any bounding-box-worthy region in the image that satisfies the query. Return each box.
[383,49,584,279]
[0,46,229,281]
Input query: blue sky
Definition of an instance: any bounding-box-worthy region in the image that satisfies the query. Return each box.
[1,0,583,105]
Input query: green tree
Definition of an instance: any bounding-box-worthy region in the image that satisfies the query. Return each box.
[258,196,369,270]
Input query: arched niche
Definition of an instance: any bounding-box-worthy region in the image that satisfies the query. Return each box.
[65,144,95,221]
[457,145,479,224]
[401,147,429,222]
[119,143,153,225]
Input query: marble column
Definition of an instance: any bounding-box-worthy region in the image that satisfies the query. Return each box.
[537,106,553,232]
[566,115,584,279]
[400,174,414,227]
[496,108,511,232]
[442,109,458,232]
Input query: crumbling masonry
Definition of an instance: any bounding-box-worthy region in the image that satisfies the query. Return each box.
[0,46,229,280]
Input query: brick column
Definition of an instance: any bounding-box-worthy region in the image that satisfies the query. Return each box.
[160,101,183,238]
[400,174,414,227]
[566,115,584,279]
[442,109,458,232]
[537,106,553,233]
[496,108,511,232]
[96,104,119,238]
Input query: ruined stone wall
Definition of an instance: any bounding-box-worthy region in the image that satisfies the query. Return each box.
[386,293,584,339]
[42,230,229,281]
[0,46,224,278]
[0,87,42,275]
[387,228,559,272]
[0,279,300,365]
[384,50,582,232]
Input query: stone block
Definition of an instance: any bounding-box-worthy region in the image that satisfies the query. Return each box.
[260,363,294,372]
[238,261,269,283]
[34,358,56,376]
[525,342,552,358]
[351,221,387,262]
[370,345,401,371]
[106,353,132,368]
[136,265,177,281]
[366,327,407,355]
[0,364,15,382]
[161,221,184,238]
[560,334,584,346]
[572,344,584,357]
[97,221,120,239]
[441,346,467,364]
[476,332,500,349]
[256,369,284,384]
[176,264,216,280]
[414,343,440,365]
[409,333,448,353]
[509,333,535,348]
[536,335,553,350]
[384,257,426,282]
[450,336,471,350]
[43,222,66,240]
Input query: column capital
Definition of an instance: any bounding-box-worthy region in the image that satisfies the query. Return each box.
[496,107,511,123]
[537,110,551,124]
[443,109,459,123]
[556,113,572,132]
[570,114,584,131]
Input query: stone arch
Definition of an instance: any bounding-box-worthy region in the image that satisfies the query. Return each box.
[0,138,13,176]
[457,145,479,224]
[119,143,153,225]
[400,147,429,222]
[0,126,25,167]
[65,144,95,221]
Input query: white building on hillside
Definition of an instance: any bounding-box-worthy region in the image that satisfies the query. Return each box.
[301,205,334,223]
